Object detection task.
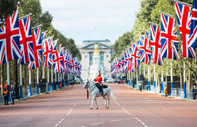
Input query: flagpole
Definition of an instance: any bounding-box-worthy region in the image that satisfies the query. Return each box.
[20,65,23,98]
[183,61,187,98]
[7,62,11,102]
[172,0,192,7]
[171,62,173,96]
[47,68,49,92]
[42,67,45,79]
[154,64,156,92]
[37,68,39,94]
[29,69,32,96]
[62,73,64,87]
[144,65,145,80]
[131,71,133,88]
[148,66,150,91]
[51,67,54,91]
[161,67,164,94]
[136,68,138,89]
[55,72,57,90]
[67,74,69,86]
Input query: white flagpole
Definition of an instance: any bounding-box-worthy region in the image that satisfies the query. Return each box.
[171,62,173,96]
[183,61,186,98]
[154,64,156,92]
[42,67,45,79]
[29,69,32,96]
[51,67,54,91]
[148,66,150,91]
[136,68,138,89]
[55,72,57,89]
[144,65,145,79]
[7,62,11,101]
[20,65,23,98]
[36,68,39,94]
[47,68,49,92]
[161,68,164,93]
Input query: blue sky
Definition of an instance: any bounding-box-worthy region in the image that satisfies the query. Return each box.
[40,0,140,46]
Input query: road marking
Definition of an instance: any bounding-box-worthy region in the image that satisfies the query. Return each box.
[54,118,65,127]
[67,108,72,116]
[122,108,130,115]
[113,99,120,106]
[135,117,148,127]
[91,122,105,126]
[110,119,122,122]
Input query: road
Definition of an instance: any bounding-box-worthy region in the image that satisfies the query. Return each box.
[0,83,197,127]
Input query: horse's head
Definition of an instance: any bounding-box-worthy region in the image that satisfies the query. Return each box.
[83,79,89,89]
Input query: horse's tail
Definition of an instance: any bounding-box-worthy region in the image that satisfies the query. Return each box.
[109,88,116,101]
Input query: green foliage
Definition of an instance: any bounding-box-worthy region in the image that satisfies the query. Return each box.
[0,0,20,25]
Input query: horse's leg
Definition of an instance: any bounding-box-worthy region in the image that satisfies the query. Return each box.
[95,98,98,109]
[90,96,95,109]
[103,96,107,108]
[107,92,110,109]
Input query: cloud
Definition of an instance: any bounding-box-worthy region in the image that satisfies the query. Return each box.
[40,0,140,45]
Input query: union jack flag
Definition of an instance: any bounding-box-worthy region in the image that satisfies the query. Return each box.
[149,24,163,65]
[43,37,53,68]
[0,9,21,64]
[53,50,62,73]
[18,16,34,65]
[130,42,140,68]
[175,1,196,58]
[28,27,44,70]
[189,0,197,53]
[160,13,180,61]
[128,47,135,72]
[139,32,151,64]
[58,45,64,73]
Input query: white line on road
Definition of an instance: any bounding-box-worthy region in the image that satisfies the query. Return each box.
[135,117,148,127]
[54,118,65,127]
[91,122,105,126]
[67,108,72,116]
[122,108,130,115]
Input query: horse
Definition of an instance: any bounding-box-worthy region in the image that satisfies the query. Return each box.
[83,79,115,109]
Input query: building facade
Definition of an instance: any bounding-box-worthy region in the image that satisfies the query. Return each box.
[77,39,112,80]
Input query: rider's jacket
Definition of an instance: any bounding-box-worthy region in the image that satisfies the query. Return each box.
[95,76,102,85]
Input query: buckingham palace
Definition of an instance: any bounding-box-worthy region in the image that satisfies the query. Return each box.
[77,39,112,80]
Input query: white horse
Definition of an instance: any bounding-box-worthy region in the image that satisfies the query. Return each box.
[83,79,115,109]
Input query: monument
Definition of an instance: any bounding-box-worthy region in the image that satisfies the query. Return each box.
[89,43,105,81]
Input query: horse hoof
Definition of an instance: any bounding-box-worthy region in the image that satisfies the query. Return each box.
[90,108,93,110]
[107,107,109,109]
[96,107,98,110]
[105,106,107,108]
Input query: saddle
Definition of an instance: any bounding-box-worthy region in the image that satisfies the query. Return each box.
[102,84,108,89]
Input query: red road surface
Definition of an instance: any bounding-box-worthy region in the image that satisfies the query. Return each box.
[0,83,197,127]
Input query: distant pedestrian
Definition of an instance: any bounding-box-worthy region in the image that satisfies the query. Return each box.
[164,85,168,97]
[192,83,197,100]
[3,87,9,105]
[11,84,15,104]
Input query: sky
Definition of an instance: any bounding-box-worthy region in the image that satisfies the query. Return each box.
[40,0,140,46]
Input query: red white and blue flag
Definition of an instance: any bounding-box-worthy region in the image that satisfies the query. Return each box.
[18,16,34,65]
[149,24,163,65]
[28,27,44,70]
[175,1,196,58]
[53,50,61,73]
[130,42,140,68]
[138,32,151,64]
[189,0,197,50]
[160,13,180,61]
[43,37,53,68]
[0,9,21,64]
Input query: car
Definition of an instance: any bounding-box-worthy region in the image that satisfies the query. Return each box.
[106,78,115,83]
[75,78,81,84]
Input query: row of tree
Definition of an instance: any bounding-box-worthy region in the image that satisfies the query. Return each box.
[111,0,196,90]
[0,0,81,90]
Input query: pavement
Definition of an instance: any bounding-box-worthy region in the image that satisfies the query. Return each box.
[0,83,197,127]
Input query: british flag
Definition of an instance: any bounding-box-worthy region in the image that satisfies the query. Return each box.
[130,42,140,68]
[43,37,53,68]
[175,1,196,58]
[58,44,64,73]
[53,50,61,73]
[128,47,135,72]
[139,32,151,64]
[67,52,73,74]
[0,9,21,64]
[72,58,80,75]
[149,24,163,65]
[18,16,34,65]
[28,27,44,70]
[189,0,197,54]
[160,13,180,61]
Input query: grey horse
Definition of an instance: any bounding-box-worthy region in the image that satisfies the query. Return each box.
[83,80,115,109]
